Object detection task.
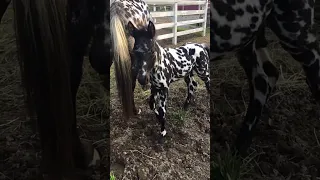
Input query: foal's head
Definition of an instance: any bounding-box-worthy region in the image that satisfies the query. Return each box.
[127,21,157,86]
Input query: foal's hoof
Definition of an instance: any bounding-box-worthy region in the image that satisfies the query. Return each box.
[158,130,167,144]
[183,102,190,110]
[141,84,150,91]
[183,98,195,110]
[160,130,167,136]
[234,137,252,157]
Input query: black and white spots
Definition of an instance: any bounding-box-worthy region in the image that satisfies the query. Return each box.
[212,0,320,153]
[211,0,273,59]
[128,21,210,137]
[111,0,153,32]
[150,43,210,136]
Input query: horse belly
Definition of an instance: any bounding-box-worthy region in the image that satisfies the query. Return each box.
[211,0,273,58]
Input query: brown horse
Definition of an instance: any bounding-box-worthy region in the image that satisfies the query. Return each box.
[0,0,109,179]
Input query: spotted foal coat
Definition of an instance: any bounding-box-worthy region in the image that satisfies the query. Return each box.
[128,21,210,136]
[212,0,320,153]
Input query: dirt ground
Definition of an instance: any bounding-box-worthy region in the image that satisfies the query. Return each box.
[110,29,210,178]
[5,2,320,180]
[0,7,108,180]
[211,28,320,179]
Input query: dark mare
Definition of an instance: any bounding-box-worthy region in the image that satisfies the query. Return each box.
[0,0,110,179]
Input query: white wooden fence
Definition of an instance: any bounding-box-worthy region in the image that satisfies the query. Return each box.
[145,0,209,45]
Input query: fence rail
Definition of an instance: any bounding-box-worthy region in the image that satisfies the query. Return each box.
[145,0,209,45]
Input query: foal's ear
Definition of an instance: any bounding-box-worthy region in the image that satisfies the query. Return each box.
[127,21,135,36]
[147,21,156,38]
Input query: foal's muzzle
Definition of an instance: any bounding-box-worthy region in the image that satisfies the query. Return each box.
[137,70,148,86]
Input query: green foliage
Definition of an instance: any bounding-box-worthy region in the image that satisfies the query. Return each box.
[110,171,116,180]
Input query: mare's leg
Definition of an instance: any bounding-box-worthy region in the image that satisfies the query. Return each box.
[235,39,279,154]
[154,88,169,137]
[69,53,100,172]
[68,1,100,171]
[0,0,10,23]
[69,54,89,169]
[268,0,320,100]
[89,0,111,90]
[130,53,141,115]
[183,72,198,109]
[127,35,142,115]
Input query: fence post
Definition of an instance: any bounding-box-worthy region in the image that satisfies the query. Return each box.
[202,0,208,37]
[173,2,178,45]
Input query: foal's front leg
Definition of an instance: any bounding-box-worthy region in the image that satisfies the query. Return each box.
[154,88,169,137]
[235,42,279,154]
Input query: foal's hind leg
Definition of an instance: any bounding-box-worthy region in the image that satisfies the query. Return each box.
[197,73,210,93]
[235,42,279,154]
[195,61,210,92]
[268,0,320,100]
[184,72,198,109]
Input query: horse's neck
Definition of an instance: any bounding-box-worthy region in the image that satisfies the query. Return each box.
[154,41,165,66]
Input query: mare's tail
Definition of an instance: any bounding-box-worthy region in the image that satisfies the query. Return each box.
[110,13,134,117]
[13,0,75,175]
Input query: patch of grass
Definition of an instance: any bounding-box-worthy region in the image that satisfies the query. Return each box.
[212,150,258,180]
[171,109,188,126]
[212,153,242,180]
[110,171,116,180]
[177,27,188,32]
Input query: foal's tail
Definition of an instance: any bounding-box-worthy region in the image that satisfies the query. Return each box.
[201,43,210,56]
[110,14,134,117]
[13,0,75,174]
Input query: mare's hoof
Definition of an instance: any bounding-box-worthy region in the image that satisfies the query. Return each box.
[80,139,101,168]
[133,108,142,116]
[40,140,100,180]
